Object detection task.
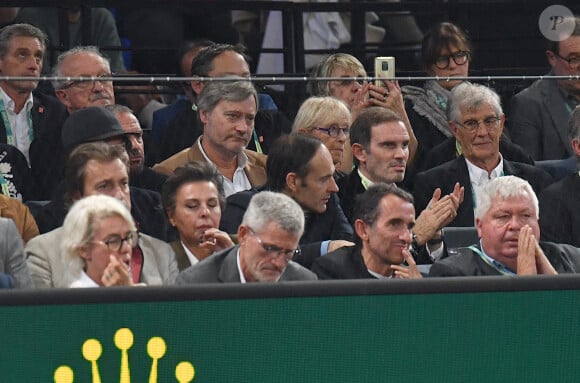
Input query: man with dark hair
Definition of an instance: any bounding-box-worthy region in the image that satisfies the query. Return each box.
[154,80,267,197]
[158,43,290,159]
[0,23,67,199]
[340,106,463,263]
[509,16,580,160]
[26,142,178,288]
[220,134,353,268]
[311,183,421,280]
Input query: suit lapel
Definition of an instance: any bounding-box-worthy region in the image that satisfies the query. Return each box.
[170,241,191,272]
[218,247,242,282]
[455,157,475,225]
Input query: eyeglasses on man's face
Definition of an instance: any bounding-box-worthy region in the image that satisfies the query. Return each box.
[248,228,300,261]
[553,51,580,70]
[434,51,470,69]
[312,124,350,138]
[90,231,138,252]
[455,116,501,132]
[61,72,113,90]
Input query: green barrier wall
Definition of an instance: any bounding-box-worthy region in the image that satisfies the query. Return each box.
[2,277,580,382]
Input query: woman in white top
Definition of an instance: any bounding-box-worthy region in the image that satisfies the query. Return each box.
[62,194,138,287]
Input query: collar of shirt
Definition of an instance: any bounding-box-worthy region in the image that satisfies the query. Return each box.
[69,270,100,288]
[236,247,247,283]
[0,86,33,115]
[180,241,199,267]
[476,240,516,275]
[465,155,504,187]
[366,268,394,279]
[197,136,249,170]
[357,168,374,190]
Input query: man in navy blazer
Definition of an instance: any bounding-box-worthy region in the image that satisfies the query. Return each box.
[414,82,552,227]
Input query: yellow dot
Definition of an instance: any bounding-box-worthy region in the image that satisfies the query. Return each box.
[147,337,167,359]
[54,365,74,383]
[114,328,134,350]
[175,361,195,382]
[82,339,102,361]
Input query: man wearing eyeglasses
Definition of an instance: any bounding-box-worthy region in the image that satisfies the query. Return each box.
[177,191,316,283]
[29,46,114,199]
[414,82,552,227]
[509,16,580,161]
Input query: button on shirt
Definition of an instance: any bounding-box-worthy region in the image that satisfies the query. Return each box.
[198,138,251,197]
[466,155,504,216]
[0,87,33,165]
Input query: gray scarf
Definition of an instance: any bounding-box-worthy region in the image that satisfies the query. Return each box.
[403,80,453,138]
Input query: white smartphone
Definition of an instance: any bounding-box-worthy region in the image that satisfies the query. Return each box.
[374,56,396,88]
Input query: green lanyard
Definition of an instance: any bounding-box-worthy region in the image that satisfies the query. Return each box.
[469,244,515,275]
[0,98,34,146]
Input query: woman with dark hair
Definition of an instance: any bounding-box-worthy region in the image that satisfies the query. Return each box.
[402,22,472,171]
[161,162,234,271]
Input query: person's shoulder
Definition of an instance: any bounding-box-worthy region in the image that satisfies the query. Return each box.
[176,249,229,284]
[130,186,162,204]
[283,261,318,281]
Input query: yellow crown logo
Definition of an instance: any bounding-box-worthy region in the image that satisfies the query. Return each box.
[53,328,195,383]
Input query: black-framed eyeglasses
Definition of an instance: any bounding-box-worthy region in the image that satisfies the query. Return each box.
[455,116,501,132]
[248,229,301,261]
[90,231,139,252]
[312,124,350,138]
[434,51,471,69]
[60,72,113,90]
[552,51,580,70]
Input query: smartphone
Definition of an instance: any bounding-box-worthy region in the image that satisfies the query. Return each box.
[374,56,396,88]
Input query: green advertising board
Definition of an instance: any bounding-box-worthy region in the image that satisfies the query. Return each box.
[2,276,580,382]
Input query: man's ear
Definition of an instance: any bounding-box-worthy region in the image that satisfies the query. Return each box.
[285,172,299,192]
[571,137,580,157]
[354,219,368,241]
[352,143,366,164]
[449,121,459,137]
[545,50,557,68]
[475,218,483,239]
[237,224,250,245]
[199,108,209,125]
[191,80,204,96]
[55,89,71,108]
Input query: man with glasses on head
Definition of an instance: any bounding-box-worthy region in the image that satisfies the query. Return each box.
[509,16,580,160]
[414,82,552,227]
[176,191,316,283]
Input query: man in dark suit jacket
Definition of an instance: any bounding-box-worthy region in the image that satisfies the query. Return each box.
[0,24,68,199]
[507,17,580,161]
[430,176,580,276]
[538,105,580,246]
[414,82,552,227]
[312,184,422,280]
[220,135,353,269]
[177,191,316,283]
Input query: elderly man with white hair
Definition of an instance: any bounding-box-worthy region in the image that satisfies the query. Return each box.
[429,176,580,276]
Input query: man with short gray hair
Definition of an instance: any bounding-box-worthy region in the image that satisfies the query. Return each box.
[153,79,267,197]
[430,176,580,276]
[414,82,552,227]
[177,191,317,283]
